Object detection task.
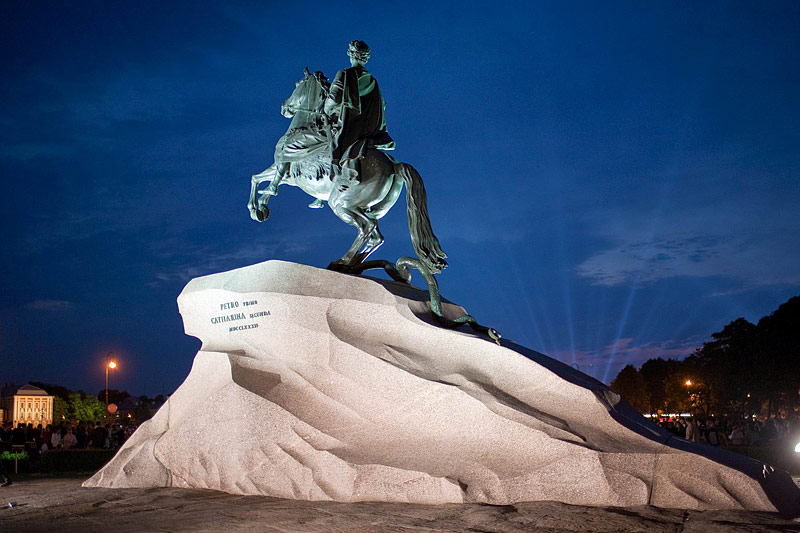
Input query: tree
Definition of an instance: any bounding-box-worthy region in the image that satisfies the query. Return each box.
[134,404,154,424]
[68,392,106,423]
[97,389,130,405]
[611,295,800,419]
[610,365,649,413]
[52,396,69,423]
[756,296,800,416]
[687,318,760,416]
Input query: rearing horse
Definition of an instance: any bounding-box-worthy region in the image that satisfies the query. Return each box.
[248,69,447,274]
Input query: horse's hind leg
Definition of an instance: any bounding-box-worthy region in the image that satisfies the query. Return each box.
[366,173,403,220]
[352,223,384,265]
[330,206,376,267]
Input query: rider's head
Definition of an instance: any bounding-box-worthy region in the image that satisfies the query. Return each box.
[347,40,370,65]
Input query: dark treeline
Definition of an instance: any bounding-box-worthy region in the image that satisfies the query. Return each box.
[611,296,800,418]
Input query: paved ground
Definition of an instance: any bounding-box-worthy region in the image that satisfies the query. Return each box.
[1,478,799,532]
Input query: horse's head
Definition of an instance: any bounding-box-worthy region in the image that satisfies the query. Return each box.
[282,67,329,117]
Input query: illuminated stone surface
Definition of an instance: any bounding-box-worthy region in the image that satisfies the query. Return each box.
[84,261,800,516]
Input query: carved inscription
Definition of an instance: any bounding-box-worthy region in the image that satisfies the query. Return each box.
[210,299,271,332]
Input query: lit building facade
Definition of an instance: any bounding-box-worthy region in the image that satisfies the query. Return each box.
[0,384,53,427]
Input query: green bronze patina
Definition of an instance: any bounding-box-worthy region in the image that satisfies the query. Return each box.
[248,42,498,342]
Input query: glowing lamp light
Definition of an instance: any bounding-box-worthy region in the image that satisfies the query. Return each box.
[685,380,692,386]
[795,441,800,454]
[105,354,118,422]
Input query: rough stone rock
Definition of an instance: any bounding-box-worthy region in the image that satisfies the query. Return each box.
[83,261,800,517]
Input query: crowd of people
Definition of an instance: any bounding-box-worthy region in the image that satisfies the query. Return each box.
[1,420,138,457]
[0,420,140,487]
[655,414,800,448]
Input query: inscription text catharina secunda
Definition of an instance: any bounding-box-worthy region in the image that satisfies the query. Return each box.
[210,299,271,332]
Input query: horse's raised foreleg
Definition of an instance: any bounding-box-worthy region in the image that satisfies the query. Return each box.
[249,164,290,222]
[248,165,275,221]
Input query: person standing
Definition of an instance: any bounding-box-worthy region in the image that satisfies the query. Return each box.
[685,418,699,442]
[0,459,11,487]
[90,423,107,449]
[705,421,721,446]
[11,424,26,446]
[730,424,745,445]
[62,428,77,449]
[50,428,62,449]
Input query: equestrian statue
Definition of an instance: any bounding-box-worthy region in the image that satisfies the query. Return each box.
[247,41,498,341]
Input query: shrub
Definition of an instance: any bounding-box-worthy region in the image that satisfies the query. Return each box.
[1,450,29,461]
[1,451,31,473]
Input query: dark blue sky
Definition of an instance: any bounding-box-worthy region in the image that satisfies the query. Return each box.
[2,2,798,396]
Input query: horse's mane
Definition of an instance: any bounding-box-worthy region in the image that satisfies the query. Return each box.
[293,70,329,113]
[311,71,330,91]
[280,70,332,182]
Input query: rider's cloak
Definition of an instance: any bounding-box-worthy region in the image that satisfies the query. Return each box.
[325,65,395,165]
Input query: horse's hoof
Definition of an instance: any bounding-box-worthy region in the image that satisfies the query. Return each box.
[255,207,269,222]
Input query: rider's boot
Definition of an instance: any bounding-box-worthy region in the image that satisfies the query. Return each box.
[308,199,325,209]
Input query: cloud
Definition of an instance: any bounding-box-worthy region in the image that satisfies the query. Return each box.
[554,337,699,367]
[149,238,315,285]
[551,336,702,383]
[575,198,800,290]
[577,231,800,288]
[25,299,73,311]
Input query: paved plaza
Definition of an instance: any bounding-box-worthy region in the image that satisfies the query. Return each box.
[1,478,799,532]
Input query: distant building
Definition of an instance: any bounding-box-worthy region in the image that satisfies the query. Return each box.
[117,396,166,424]
[117,396,141,422]
[0,384,54,427]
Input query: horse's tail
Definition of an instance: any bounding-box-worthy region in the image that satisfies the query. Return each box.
[396,162,448,274]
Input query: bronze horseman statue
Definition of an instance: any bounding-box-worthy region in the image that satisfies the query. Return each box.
[248,41,496,339]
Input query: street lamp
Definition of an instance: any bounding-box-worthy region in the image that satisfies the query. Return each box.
[685,379,696,416]
[106,354,117,421]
